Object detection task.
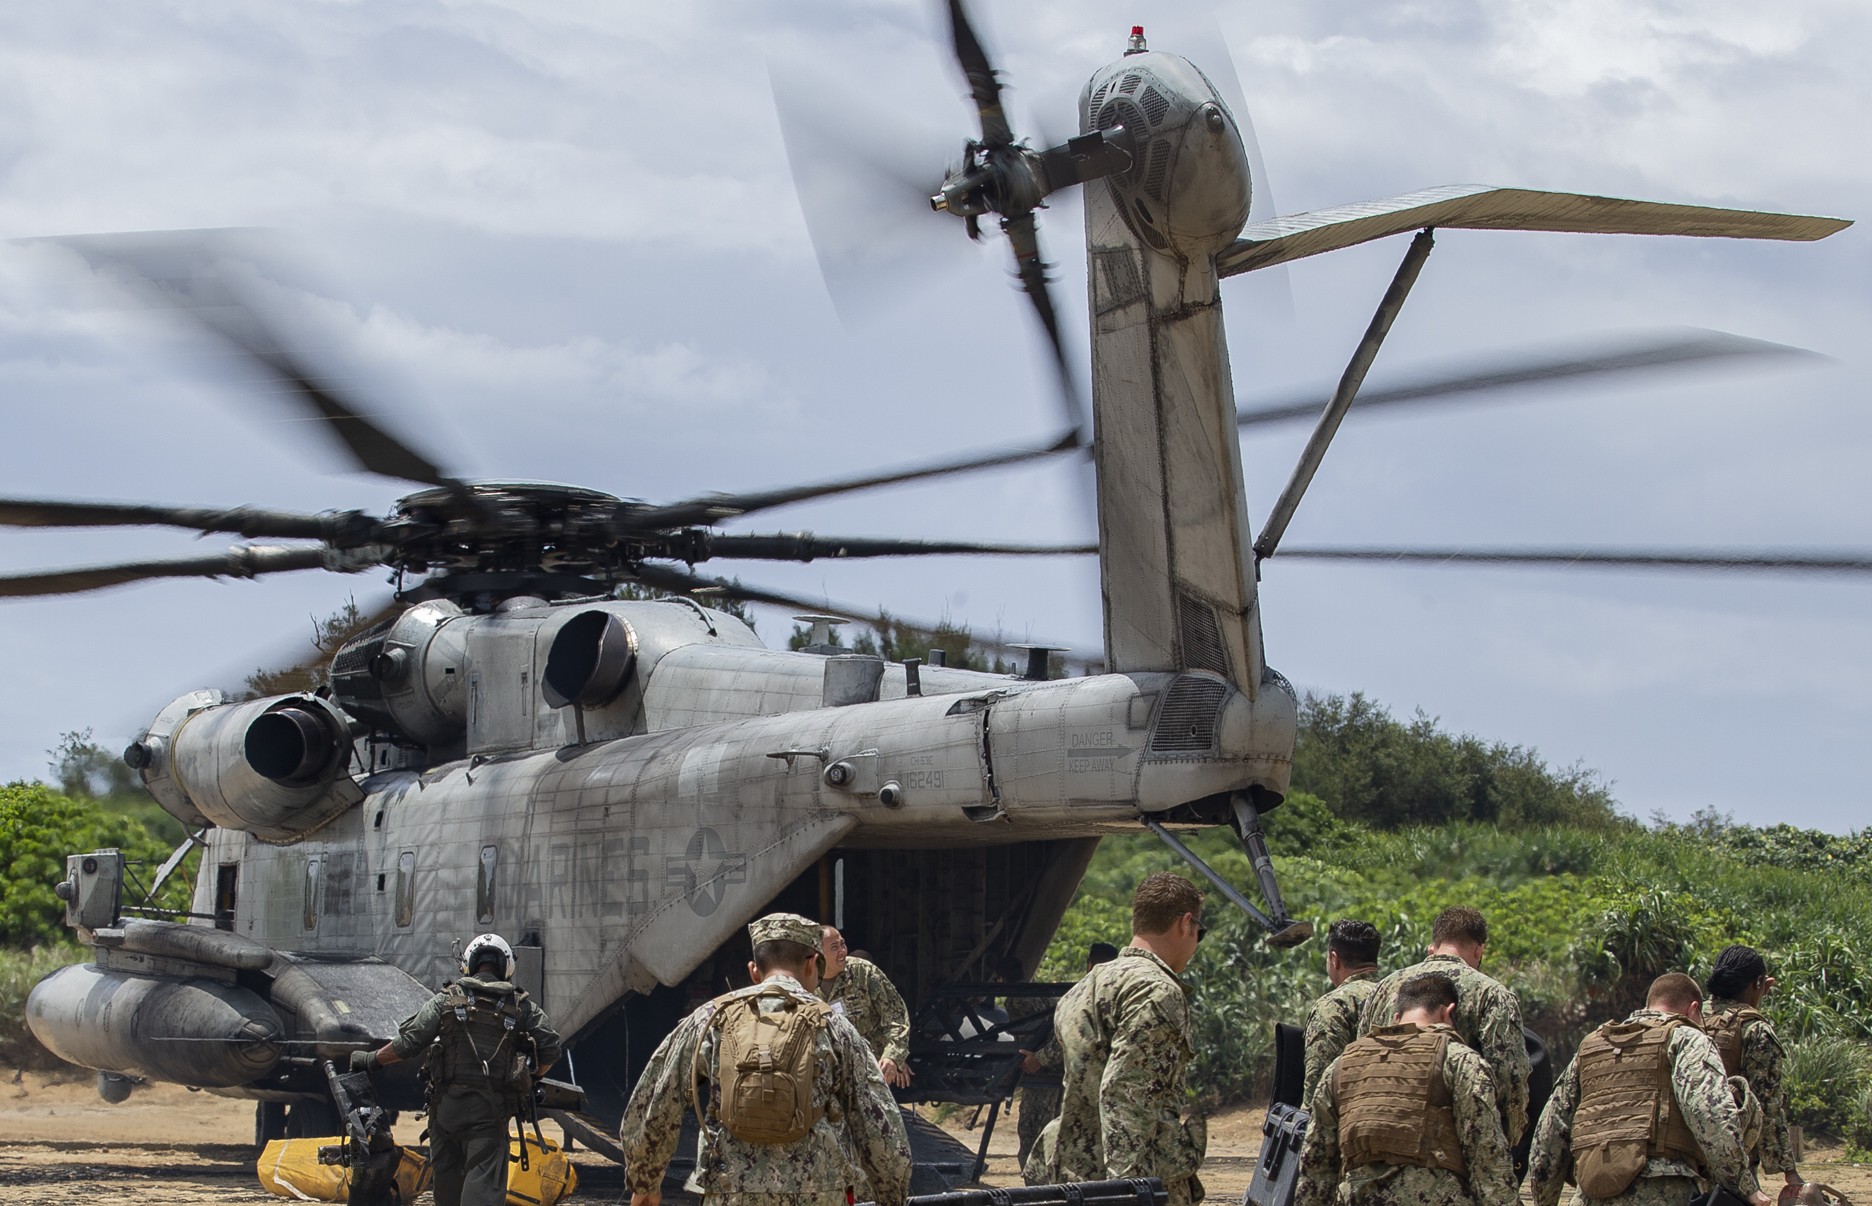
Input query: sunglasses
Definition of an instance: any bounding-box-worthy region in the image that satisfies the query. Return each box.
[1188,914,1208,943]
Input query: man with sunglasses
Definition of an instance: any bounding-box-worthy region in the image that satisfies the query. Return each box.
[1025,872,1209,1206]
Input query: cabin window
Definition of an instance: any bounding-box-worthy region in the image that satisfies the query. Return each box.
[477,845,498,925]
[214,864,238,933]
[324,852,355,917]
[395,851,416,928]
[303,858,320,931]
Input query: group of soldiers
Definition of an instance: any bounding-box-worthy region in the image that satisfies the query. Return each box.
[1295,910,1802,1206]
[369,889,1805,1206]
[616,872,1216,1206]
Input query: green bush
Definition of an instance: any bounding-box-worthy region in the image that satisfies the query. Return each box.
[1783,1035,1872,1137]
[0,781,187,947]
[0,943,80,1071]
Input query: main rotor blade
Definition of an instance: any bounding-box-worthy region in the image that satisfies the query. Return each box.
[697,532,1096,562]
[631,561,1093,662]
[946,0,1013,147]
[0,497,373,543]
[1236,329,1824,430]
[55,232,473,497]
[622,435,1080,530]
[1002,211,1084,442]
[1275,547,1872,575]
[0,545,347,598]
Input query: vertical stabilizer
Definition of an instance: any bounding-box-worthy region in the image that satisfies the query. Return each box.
[1083,51,1263,693]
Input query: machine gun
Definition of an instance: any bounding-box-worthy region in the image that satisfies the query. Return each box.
[869,1178,1168,1206]
[319,1058,404,1206]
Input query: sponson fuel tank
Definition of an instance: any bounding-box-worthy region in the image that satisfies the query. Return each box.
[27,963,283,1088]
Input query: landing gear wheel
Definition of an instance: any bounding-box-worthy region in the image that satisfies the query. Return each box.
[285,1097,342,1138]
[255,1101,288,1145]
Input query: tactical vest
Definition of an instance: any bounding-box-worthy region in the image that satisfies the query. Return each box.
[696,982,832,1145]
[1334,1024,1467,1176]
[1703,1005,1766,1078]
[425,980,536,1104]
[1571,1016,1703,1199]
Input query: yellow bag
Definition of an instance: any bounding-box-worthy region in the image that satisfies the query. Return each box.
[507,1134,578,1206]
[256,1137,431,1203]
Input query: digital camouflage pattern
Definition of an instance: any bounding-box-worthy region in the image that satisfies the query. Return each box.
[1527,1008,1752,1206]
[1295,1024,1517,1206]
[817,955,912,1066]
[1707,994,1796,1176]
[1303,969,1379,1107]
[620,972,911,1206]
[1038,947,1206,1206]
[1359,953,1531,1145]
[1006,990,1061,1165]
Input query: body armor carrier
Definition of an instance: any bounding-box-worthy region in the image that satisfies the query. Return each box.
[1334,1023,1467,1176]
[1571,1016,1703,1198]
[1703,1005,1766,1078]
[424,980,537,1107]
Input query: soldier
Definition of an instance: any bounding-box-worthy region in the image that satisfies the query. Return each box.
[1359,905,1531,1147]
[1026,872,1209,1206]
[620,912,911,1206]
[1527,971,1771,1206]
[818,924,914,1088]
[1705,945,1803,1201]
[352,932,562,1206]
[1295,972,1517,1206]
[1012,943,1122,1165]
[1302,919,1382,1106]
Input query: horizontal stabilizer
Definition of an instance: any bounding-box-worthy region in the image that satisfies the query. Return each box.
[1216,185,1851,277]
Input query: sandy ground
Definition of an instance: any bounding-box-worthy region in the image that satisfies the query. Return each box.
[5,1069,1869,1205]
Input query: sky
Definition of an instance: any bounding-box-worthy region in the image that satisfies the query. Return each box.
[0,1,1866,832]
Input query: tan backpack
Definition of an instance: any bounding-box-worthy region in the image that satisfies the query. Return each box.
[695,984,831,1144]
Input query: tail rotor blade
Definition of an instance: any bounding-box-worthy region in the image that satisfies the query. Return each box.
[1001,211,1084,441]
[945,0,1013,147]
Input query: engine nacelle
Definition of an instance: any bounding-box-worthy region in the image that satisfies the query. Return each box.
[329,599,470,745]
[1082,50,1252,260]
[129,692,362,842]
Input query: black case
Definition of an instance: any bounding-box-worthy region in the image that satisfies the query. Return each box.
[1244,1103,1308,1206]
[1245,1023,1310,1206]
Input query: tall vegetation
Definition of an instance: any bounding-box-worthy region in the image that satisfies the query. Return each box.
[1039,695,1872,1139]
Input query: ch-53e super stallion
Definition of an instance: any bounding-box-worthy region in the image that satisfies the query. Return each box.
[9,0,1850,1188]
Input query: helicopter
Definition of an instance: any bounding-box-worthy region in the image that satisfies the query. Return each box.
[8,0,1852,1180]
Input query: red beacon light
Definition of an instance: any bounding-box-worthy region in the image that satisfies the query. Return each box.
[1126,25,1147,54]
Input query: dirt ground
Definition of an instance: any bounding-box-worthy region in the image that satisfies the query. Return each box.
[5,1069,1870,1205]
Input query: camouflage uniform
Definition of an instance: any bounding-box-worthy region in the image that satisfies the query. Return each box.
[1526,1008,1752,1206]
[1294,1023,1517,1206]
[1359,954,1531,1146]
[1302,968,1379,1107]
[818,955,912,1068]
[1006,990,1061,1165]
[390,975,562,1206]
[1030,947,1205,1206]
[1707,994,1797,1180]
[622,915,910,1206]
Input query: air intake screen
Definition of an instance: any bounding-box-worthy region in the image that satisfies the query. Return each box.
[1151,677,1227,753]
[1177,592,1230,676]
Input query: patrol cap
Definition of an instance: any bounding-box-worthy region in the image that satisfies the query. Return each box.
[747,912,823,953]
